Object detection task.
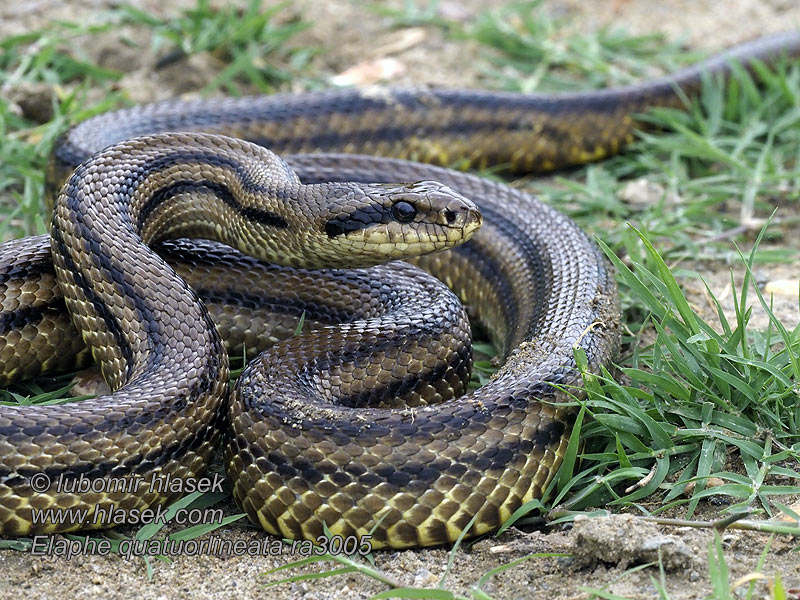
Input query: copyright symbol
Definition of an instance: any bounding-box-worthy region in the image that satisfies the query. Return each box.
[30,473,51,493]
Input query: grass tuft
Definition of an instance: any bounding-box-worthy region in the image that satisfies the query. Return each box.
[542,222,799,522]
[0,0,312,242]
[119,0,314,95]
[536,62,800,262]
[465,0,695,93]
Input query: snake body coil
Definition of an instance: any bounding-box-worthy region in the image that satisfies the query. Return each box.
[1,32,799,548]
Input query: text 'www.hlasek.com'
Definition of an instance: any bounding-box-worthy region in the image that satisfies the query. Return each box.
[25,472,374,559]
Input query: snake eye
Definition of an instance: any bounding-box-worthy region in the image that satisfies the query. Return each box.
[391,201,417,223]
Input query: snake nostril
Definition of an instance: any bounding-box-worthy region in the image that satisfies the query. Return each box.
[444,209,456,224]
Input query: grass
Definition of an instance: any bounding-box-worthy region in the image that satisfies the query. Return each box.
[119,0,315,94]
[465,4,800,529]
[1,1,799,599]
[260,531,790,600]
[534,61,800,263]
[549,223,800,518]
[0,0,314,241]
[466,1,697,93]
[463,2,800,264]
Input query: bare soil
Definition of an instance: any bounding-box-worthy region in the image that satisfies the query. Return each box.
[1,1,799,599]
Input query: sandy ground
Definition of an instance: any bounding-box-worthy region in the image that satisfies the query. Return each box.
[1,1,799,599]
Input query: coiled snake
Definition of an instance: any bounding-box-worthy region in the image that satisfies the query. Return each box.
[1,32,798,548]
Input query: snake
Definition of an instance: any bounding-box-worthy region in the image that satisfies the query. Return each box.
[1,32,798,549]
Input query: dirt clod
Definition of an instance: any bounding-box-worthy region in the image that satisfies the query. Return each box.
[4,81,56,123]
[571,514,694,571]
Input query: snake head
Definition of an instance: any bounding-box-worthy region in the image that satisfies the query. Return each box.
[320,180,482,267]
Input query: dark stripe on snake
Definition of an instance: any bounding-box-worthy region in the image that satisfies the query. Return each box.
[249,119,590,157]
[233,87,633,126]
[0,346,225,485]
[196,288,360,323]
[125,149,285,215]
[324,202,395,237]
[448,240,518,330]
[479,204,552,337]
[0,261,51,286]
[0,302,64,334]
[50,223,135,382]
[0,408,221,485]
[248,415,563,496]
[331,338,473,409]
[243,328,470,423]
[138,179,289,231]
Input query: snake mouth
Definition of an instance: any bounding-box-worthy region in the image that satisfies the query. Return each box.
[336,220,472,259]
[340,201,481,260]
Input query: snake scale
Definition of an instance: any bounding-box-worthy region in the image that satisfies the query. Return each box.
[1,32,799,549]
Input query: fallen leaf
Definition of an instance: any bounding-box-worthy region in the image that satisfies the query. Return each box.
[331,58,405,86]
